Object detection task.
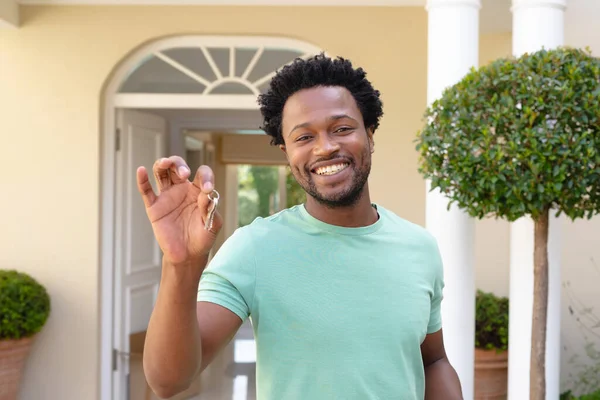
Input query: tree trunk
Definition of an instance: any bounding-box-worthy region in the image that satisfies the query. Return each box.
[530,208,549,400]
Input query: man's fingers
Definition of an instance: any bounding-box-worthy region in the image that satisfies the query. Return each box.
[152,156,191,192]
[167,155,191,183]
[153,158,171,191]
[136,166,157,208]
[193,165,215,194]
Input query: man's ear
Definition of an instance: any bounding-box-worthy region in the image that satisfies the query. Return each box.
[367,127,375,154]
[279,144,289,159]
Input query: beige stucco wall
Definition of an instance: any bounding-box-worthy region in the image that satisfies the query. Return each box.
[1,3,599,399]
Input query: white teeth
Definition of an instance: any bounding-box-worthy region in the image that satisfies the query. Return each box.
[315,163,349,176]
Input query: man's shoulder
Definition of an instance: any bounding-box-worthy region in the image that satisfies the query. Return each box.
[230,205,305,240]
[377,204,438,246]
[377,205,443,275]
[212,206,304,264]
[243,205,303,226]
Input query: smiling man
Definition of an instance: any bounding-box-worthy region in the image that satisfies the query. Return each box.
[139,54,463,400]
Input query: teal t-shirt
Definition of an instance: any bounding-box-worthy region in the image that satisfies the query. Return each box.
[197,203,444,400]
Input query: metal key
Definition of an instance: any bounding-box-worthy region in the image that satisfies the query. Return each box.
[204,190,220,231]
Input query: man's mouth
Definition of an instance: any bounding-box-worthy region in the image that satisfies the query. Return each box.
[312,163,350,176]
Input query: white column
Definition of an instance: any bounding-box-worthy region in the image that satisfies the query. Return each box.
[508,1,565,399]
[425,1,480,399]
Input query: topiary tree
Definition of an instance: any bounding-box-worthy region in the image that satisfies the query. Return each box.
[416,47,600,400]
[0,270,51,340]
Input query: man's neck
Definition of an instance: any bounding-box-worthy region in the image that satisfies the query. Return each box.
[304,188,378,228]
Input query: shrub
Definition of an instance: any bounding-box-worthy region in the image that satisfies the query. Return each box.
[0,270,51,340]
[579,389,600,400]
[561,389,600,400]
[475,290,509,352]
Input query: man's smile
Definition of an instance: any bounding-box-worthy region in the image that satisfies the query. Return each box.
[313,163,350,176]
[310,157,352,177]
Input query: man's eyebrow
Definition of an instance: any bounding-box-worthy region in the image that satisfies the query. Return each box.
[288,114,357,136]
[289,122,311,136]
[329,114,357,122]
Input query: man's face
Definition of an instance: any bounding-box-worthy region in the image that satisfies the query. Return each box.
[280,86,374,208]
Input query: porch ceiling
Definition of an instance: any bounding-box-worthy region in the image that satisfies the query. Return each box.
[17,0,512,34]
[0,0,19,28]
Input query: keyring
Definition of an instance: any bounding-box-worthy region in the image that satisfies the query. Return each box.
[205,189,220,231]
[208,189,219,202]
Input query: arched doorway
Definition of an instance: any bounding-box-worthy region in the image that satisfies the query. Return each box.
[99,35,322,400]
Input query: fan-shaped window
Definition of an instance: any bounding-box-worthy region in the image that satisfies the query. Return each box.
[119,45,309,96]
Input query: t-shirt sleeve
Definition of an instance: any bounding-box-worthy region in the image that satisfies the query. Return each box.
[197,226,256,322]
[427,238,445,334]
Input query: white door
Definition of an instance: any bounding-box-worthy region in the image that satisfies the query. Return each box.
[113,109,167,400]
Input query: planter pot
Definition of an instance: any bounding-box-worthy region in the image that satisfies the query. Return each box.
[474,348,508,400]
[0,336,36,400]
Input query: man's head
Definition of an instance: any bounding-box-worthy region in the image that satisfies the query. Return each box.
[258,53,384,208]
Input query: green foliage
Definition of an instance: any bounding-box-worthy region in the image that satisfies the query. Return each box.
[238,191,259,227]
[581,391,600,400]
[561,389,600,400]
[237,165,305,228]
[286,167,306,208]
[238,165,260,227]
[416,47,600,222]
[0,270,51,340]
[475,290,509,352]
[249,166,279,217]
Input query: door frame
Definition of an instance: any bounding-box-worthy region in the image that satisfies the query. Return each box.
[99,35,322,400]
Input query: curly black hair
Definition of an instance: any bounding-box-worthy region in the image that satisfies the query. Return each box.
[257,53,384,146]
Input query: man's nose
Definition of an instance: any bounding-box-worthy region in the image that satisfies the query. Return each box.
[313,133,340,156]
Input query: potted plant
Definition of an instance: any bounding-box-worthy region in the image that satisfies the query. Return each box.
[416,47,600,399]
[0,269,51,400]
[474,290,509,399]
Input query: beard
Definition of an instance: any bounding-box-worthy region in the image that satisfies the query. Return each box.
[291,145,372,209]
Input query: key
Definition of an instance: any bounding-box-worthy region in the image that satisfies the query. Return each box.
[204,190,220,231]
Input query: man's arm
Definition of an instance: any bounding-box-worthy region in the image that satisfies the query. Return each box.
[137,158,248,399]
[143,257,242,399]
[421,329,463,400]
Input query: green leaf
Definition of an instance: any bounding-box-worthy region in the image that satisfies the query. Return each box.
[553,165,561,177]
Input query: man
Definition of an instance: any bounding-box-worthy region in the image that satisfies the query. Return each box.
[137,53,463,399]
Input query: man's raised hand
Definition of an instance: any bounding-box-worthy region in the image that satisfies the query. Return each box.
[136,156,223,267]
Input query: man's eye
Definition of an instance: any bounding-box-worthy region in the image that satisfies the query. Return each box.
[296,135,310,142]
[335,127,352,133]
